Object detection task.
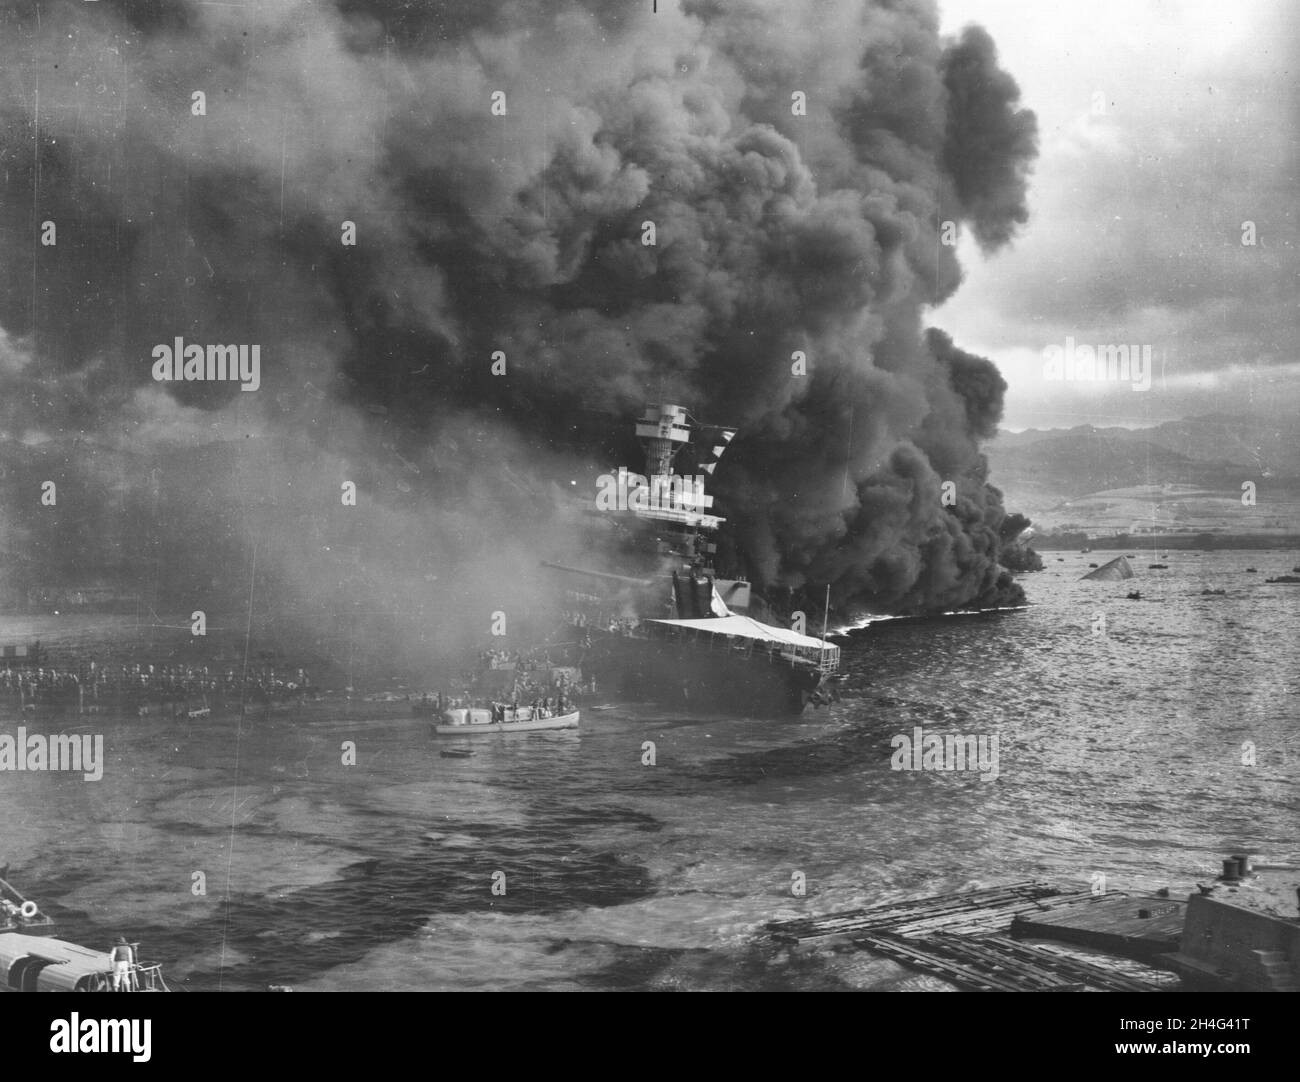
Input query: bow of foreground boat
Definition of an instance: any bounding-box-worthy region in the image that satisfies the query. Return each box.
[0,932,170,992]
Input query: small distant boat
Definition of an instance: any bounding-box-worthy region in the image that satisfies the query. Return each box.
[0,933,169,992]
[439,748,475,758]
[1201,588,1227,596]
[1245,568,1258,573]
[1148,563,1168,570]
[1125,591,1142,600]
[434,705,579,736]
[1265,575,1300,584]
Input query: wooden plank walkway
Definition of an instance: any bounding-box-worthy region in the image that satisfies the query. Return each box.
[766,881,1175,992]
[853,932,1162,993]
[768,881,1085,947]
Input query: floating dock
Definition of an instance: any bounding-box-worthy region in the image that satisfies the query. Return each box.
[767,881,1180,992]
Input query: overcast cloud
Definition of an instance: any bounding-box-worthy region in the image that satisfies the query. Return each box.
[934,0,1298,430]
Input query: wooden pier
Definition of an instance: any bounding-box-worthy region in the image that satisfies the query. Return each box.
[767,881,1180,992]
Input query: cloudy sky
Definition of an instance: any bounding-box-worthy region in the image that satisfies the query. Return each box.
[933,0,1298,431]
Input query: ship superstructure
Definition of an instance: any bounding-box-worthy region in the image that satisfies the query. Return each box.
[547,405,839,716]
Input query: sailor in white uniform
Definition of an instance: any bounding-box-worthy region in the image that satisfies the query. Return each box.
[110,937,135,991]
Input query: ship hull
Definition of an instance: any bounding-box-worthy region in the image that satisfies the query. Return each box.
[576,630,828,717]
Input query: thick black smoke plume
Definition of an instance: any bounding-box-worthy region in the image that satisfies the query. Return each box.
[0,0,1037,657]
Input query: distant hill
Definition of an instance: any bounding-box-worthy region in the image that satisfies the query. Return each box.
[994,414,1300,475]
[987,415,1300,532]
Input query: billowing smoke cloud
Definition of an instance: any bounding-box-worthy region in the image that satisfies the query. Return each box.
[940,24,1039,251]
[0,0,1037,654]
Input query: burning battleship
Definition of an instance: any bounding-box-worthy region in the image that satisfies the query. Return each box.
[545,405,840,717]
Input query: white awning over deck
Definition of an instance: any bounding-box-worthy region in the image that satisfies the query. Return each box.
[647,615,836,651]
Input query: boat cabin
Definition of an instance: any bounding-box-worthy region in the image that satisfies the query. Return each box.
[441,704,543,726]
[442,707,494,727]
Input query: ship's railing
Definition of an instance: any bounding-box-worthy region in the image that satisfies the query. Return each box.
[778,644,841,673]
[83,962,169,992]
[131,962,169,992]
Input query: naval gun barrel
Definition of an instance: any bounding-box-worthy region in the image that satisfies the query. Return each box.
[540,562,656,587]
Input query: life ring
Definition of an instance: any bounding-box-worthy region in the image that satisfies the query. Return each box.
[19,901,38,919]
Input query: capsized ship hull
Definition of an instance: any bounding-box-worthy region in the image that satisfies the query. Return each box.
[1080,555,1134,581]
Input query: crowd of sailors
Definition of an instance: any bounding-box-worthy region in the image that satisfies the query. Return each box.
[563,612,639,635]
[468,645,596,702]
[0,651,315,712]
[513,665,593,700]
[420,646,592,720]
[476,648,555,673]
[3,639,598,721]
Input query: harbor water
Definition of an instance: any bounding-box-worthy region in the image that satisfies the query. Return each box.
[2,550,1296,991]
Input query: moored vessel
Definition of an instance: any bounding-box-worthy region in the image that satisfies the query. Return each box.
[546,404,840,716]
[434,704,579,735]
